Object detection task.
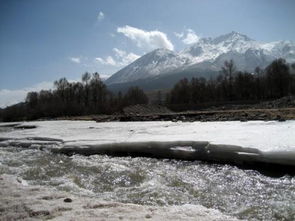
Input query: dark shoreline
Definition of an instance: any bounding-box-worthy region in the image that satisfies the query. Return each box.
[54,107,295,123]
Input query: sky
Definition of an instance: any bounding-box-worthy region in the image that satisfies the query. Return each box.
[0,0,295,107]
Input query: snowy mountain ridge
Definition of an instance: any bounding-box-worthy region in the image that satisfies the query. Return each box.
[181,31,258,62]
[106,31,295,86]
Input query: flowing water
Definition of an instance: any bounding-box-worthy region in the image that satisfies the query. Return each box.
[0,145,295,220]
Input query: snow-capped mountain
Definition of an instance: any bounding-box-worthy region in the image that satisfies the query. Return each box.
[106,31,295,87]
[181,32,258,62]
[105,48,193,84]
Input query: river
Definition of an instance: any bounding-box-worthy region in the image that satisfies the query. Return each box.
[0,120,295,220]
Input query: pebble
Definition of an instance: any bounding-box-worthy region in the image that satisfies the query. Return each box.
[64,198,72,203]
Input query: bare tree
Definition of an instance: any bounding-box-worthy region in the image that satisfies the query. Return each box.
[82,72,91,85]
[222,60,236,100]
[82,72,91,107]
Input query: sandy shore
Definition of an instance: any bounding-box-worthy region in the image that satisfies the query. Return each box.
[0,174,239,221]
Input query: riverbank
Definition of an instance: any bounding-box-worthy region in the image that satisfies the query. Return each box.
[51,96,295,122]
[54,107,295,122]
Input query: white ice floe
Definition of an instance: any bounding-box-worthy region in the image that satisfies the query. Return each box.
[0,120,294,152]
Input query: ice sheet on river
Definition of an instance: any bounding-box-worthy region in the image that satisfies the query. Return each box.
[0,120,295,173]
[0,120,294,150]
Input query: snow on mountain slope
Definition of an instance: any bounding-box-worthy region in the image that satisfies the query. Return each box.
[106,48,194,85]
[212,48,276,71]
[106,32,295,85]
[181,31,259,63]
[262,40,295,61]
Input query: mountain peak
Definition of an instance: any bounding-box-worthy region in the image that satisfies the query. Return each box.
[149,48,175,56]
[105,47,189,85]
[153,48,173,52]
[182,31,255,61]
[212,31,253,44]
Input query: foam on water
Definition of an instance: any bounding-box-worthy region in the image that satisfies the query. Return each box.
[0,145,295,220]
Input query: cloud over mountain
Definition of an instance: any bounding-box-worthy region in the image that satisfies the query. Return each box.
[175,29,200,45]
[117,25,174,50]
[95,48,140,67]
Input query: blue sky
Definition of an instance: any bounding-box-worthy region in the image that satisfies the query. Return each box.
[0,0,295,107]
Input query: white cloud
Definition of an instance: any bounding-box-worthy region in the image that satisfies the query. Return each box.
[97,11,104,21]
[0,81,53,108]
[183,29,199,44]
[174,32,184,38]
[69,57,81,64]
[113,48,126,57]
[95,48,140,67]
[117,25,174,51]
[95,56,116,66]
[113,48,140,65]
[175,29,200,45]
[104,56,116,66]
[95,57,104,63]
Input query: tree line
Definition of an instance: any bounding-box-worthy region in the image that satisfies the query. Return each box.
[166,59,295,110]
[1,58,295,122]
[0,72,148,121]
